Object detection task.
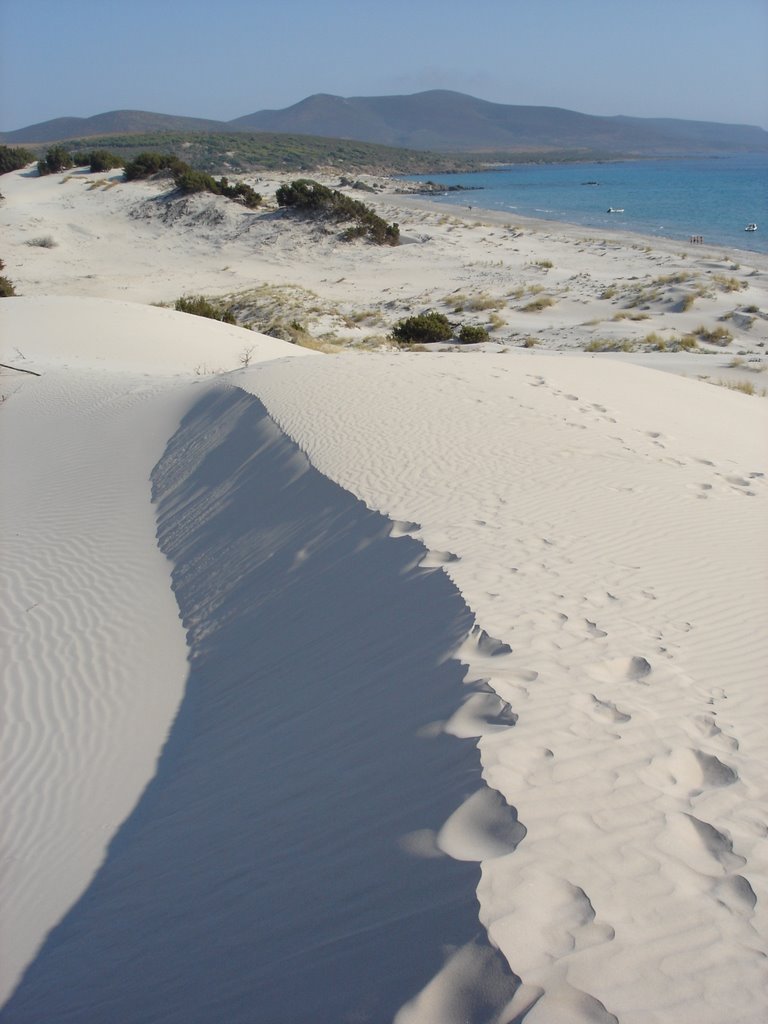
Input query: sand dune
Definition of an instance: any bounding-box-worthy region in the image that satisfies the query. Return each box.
[1,166,767,1022]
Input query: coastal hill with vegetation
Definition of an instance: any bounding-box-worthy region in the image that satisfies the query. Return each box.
[2,91,766,170]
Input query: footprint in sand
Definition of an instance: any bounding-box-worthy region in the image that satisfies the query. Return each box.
[459,624,513,658]
[573,692,631,724]
[649,747,738,797]
[713,874,758,916]
[685,713,739,751]
[588,655,652,684]
[691,482,713,499]
[585,619,608,638]
[721,474,756,496]
[444,690,518,739]
[436,788,527,861]
[389,519,421,537]
[419,549,461,568]
[658,812,746,876]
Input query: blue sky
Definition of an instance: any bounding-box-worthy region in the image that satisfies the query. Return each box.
[1,0,767,131]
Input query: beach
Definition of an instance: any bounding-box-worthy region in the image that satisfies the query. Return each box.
[1,164,767,1023]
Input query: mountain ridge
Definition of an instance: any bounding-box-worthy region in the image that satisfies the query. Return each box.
[3,90,766,155]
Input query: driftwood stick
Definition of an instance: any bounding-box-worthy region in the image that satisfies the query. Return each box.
[0,362,41,376]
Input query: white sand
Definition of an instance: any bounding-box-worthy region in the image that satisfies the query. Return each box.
[1,164,767,1022]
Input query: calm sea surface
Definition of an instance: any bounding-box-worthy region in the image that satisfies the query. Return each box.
[404,154,767,254]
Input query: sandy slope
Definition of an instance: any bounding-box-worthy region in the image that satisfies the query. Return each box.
[2,165,767,382]
[1,165,767,1022]
[249,351,768,1022]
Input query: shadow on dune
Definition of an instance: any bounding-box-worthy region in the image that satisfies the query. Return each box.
[1,384,516,1024]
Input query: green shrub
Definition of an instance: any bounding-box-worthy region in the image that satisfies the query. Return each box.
[392,311,453,344]
[74,149,124,172]
[174,295,236,324]
[0,145,35,175]
[277,178,398,245]
[37,145,74,176]
[123,152,185,180]
[217,177,261,208]
[458,324,490,344]
[0,275,16,297]
[174,167,220,194]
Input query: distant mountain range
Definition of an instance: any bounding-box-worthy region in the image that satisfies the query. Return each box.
[3,90,766,156]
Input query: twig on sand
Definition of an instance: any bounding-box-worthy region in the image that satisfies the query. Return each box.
[0,362,41,376]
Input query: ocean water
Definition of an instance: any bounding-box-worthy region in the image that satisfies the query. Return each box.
[404,154,767,254]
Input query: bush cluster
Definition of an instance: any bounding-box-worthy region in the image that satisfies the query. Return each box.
[174,295,237,324]
[391,311,453,344]
[0,145,35,175]
[124,152,261,207]
[173,168,261,208]
[458,324,490,344]
[276,179,399,245]
[123,152,185,180]
[392,312,492,345]
[0,257,16,297]
[37,145,74,176]
[75,149,124,172]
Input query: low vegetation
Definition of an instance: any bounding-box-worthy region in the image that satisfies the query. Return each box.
[53,131,487,176]
[123,153,262,208]
[37,145,74,176]
[173,168,262,208]
[711,274,748,293]
[715,379,764,396]
[0,258,16,297]
[390,312,493,345]
[391,311,453,344]
[521,295,555,312]
[276,179,398,245]
[174,295,237,324]
[123,152,185,180]
[693,324,733,346]
[0,145,35,175]
[458,324,490,344]
[76,149,124,172]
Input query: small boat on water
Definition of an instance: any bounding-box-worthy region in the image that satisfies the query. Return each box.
[607,207,624,214]
[581,180,599,186]
[745,223,757,232]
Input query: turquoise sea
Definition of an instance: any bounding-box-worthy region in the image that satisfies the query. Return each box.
[405,154,767,254]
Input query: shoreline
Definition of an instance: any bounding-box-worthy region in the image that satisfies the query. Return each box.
[371,186,768,266]
[2,161,768,1020]
[2,165,767,392]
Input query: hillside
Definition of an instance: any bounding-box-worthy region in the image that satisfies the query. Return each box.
[0,109,232,145]
[231,91,768,154]
[3,91,766,156]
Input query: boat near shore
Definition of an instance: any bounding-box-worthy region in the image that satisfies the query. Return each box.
[745,222,758,231]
